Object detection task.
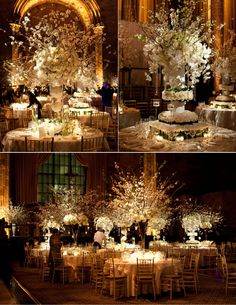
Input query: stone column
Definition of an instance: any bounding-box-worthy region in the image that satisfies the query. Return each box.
[143,153,157,187]
[0,154,10,210]
[211,0,224,92]
[94,25,104,87]
[9,22,21,61]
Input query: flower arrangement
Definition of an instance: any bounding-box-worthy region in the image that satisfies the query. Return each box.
[199,209,222,230]
[182,213,201,233]
[94,216,113,232]
[7,9,100,89]
[180,198,222,240]
[38,186,107,229]
[0,202,27,224]
[212,30,236,83]
[108,162,179,229]
[137,0,215,88]
[3,55,34,87]
[63,214,79,226]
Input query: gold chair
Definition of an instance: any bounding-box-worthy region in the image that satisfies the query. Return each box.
[52,254,72,284]
[90,255,106,293]
[5,117,20,131]
[76,252,93,284]
[81,136,104,152]
[103,258,127,300]
[221,255,236,295]
[135,258,156,300]
[24,246,38,268]
[89,112,110,134]
[41,257,50,282]
[183,252,200,294]
[25,136,54,152]
[160,257,186,299]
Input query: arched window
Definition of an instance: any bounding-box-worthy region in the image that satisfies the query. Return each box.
[37,154,86,203]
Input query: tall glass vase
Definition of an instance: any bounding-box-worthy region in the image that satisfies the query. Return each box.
[50,85,63,118]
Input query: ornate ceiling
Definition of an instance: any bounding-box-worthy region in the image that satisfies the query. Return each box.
[14,0,101,27]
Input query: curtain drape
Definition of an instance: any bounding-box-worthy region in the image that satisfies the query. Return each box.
[14,153,51,204]
[13,153,109,204]
[74,153,108,196]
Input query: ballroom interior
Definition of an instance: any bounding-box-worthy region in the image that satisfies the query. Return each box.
[0,0,236,304]
[0,153,236,304]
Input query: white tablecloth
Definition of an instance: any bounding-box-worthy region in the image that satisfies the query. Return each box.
[106,258,179,297]
[197,106,236,131]
[119,109,141,129]
[119,122,236,152]
[149,243,218,268]
[2,127,108,152]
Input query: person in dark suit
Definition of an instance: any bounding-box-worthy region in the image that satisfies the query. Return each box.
[96,82,114,111]
[26,90,42,119]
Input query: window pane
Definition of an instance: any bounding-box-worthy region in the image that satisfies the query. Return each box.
[37,154,86,203]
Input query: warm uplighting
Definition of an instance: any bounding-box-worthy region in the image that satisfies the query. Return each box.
[14,0,101,28]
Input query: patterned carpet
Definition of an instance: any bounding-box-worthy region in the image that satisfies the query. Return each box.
[10,266,236,305]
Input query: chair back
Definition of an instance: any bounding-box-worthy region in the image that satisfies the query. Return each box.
[189,252,200,271]
[89,112,110,133]
[82,252,93,267]
[5,118,20,131]
[221,255,228,279]
[25,136,54,152]
[136,258,155,278]
[81,135,104,151]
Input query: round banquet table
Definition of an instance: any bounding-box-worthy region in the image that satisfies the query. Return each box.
[149,242,218,268]
[63,254,83,270]
[2,127,108,152]
[105,258,180,297]
[63,253,93,282]
[196,106,236,131]
[68,109,110,126]
[119,108,141,129]
[31,248,49,259]
[119,122,236,152]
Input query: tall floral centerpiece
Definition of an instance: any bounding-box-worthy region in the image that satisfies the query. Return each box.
[0,202,27,236]
[212,31,236,102]
[8,10,100,118]
[180,199,222,243]
[108,163,179,246]
[38,186,108,243]
[137,0,214,123]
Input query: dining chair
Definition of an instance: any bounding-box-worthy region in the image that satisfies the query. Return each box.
[52,254,72,284]
[81,136,104,152]
[102,258,127,300]
[76,252,93,284]
[24,246,38,268]
[89,112,110,134]
[41,257,50,282]
[135,258,156,300]
[24,136,54,152]
[5,117,20,131]
[90,254,106,293]
[221,254,236,295]
[183,252,200,294]
[160,257,186,299]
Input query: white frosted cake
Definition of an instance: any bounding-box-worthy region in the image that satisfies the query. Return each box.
[158,110,198,124]
[162,90,193,101]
